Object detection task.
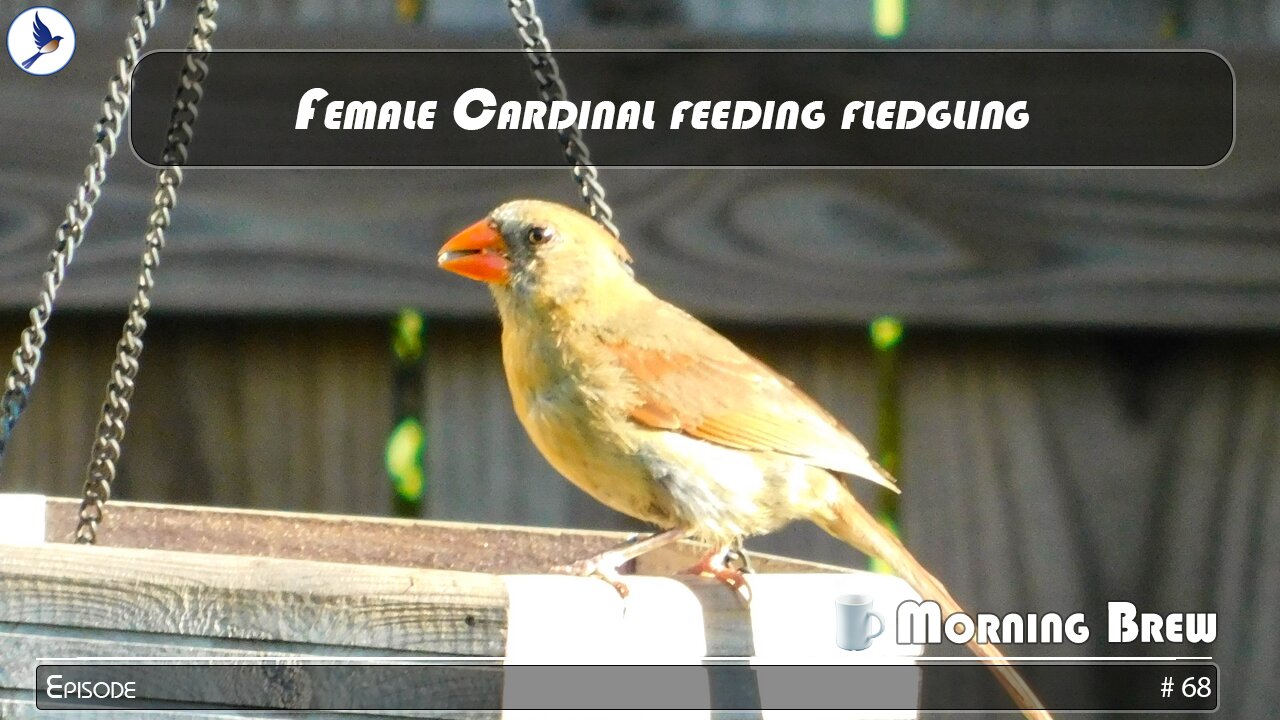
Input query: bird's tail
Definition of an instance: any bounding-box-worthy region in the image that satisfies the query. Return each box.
[21,52,41,69]
[819,488,1055,720]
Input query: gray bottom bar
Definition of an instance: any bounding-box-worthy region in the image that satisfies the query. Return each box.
[34,661,1217,712]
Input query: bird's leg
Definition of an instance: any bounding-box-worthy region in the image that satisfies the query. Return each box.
[681,544,753,605]
[614,532,646,574]
[551,528,688,598]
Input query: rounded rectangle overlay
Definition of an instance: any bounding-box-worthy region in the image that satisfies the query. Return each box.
[129,50,1235,169]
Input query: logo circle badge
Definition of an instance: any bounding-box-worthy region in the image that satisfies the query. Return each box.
[7,6,76,76]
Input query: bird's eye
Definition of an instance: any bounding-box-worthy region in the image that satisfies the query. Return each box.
[527,226,553,245]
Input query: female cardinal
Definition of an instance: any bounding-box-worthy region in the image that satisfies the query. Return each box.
[438,199,1052,720]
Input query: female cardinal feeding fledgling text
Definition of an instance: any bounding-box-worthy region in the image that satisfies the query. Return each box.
[437,199,1054,720]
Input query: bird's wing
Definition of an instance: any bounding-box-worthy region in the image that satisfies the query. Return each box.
[605,303,898,492]
[32,13,53,48]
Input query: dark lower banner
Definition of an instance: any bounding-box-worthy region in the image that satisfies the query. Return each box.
[128,50,1233,168]
[36,660,1217,711]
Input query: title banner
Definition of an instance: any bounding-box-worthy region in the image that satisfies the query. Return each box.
[36,660,1217,711]
[129,50,1234,168]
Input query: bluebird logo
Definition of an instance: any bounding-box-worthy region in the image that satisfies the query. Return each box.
[8,7,75,76]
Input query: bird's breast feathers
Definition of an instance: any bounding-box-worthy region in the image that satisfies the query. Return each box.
[500,317,672,522]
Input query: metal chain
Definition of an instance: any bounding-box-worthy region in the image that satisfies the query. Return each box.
[76,0,219,545]
[0,0,169,473]
[505,1,718,571]
[506,0,619,238]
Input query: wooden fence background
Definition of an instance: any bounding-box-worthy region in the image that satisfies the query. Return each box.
[2,317,1277,719]
[0,3,1278,717]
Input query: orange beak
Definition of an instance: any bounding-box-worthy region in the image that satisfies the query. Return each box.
[438,219,510,283]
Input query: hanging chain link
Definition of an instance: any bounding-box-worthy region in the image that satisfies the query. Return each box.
[0,0,169,473]
[504,0,703,570]
[506,0,619,238]
[76,0,219,545]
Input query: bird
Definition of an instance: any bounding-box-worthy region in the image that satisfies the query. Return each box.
[20,13,64,71]
[438,199,1054,720]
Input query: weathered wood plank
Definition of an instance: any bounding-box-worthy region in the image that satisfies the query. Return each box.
[31,497,843,576]
[0,543,508,656]
[6,163,1280,327]
[0,624,418,681]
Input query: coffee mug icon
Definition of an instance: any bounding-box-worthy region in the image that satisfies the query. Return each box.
[835,594,885,651]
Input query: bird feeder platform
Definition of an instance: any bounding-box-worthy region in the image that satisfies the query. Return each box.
[0,493,921,719]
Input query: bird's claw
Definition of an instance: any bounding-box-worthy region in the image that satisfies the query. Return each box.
[724,544,756,574]
[550,552,631,598]
[681,550,754,605]
[698,566,753,605]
